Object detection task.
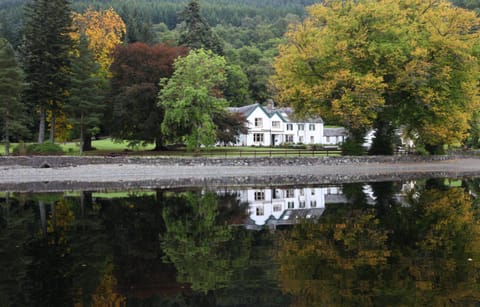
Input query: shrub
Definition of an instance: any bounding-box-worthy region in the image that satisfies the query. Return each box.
[341,138,365,156]
[13,142,64,155]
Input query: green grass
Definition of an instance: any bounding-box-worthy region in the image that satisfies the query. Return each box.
[0,139,340,157]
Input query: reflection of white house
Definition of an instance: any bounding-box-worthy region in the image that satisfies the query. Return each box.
[235,186,344,228]
[228,101,347,147]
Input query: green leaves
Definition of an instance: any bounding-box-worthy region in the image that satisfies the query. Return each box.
[274,0,480,151]
[158,49,228,150]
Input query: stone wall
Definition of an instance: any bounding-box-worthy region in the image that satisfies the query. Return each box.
[0,154,454,168]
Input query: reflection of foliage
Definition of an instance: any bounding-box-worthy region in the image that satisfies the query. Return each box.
[277,209,390,306]
[400,186,480,305]
[161,191,248,293]
[91,260,126,306]
[277,182,480,306]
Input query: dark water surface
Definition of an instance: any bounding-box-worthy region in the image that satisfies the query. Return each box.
[1,178,480,306]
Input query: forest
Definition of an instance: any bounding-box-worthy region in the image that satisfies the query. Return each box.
[0,0,480,155]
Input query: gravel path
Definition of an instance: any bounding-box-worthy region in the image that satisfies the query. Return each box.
[2,157,480,184]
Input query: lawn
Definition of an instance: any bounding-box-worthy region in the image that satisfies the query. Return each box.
[0,138,340,157]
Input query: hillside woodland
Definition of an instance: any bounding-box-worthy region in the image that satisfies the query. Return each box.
[0,0,479,155]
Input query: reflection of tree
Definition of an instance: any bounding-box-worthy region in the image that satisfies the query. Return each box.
[398,185,480,305]
[277,181,480,306]
[277,208,390,306]
[160,191,251,293]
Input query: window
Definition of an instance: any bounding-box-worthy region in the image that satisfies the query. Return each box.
[310,136,315,144]
[300,189,305,196]
[311,200,317,207]
[272,121,281,129]
[273,204,282,212]
[298,124,304,131]
[254,191,265,200]
[286,189,295,198]
[286,124,293,131]
[255,118,263,128]
[253,133,264,143]
[299,136,304,143]
[272,189,281,199]
[256,206,264,216]
[309,124,315,131]
[287,201,294,209]
[326,136,330,143]
[311,189,315,196]
[285,135,294,143]
[299,201,306,208]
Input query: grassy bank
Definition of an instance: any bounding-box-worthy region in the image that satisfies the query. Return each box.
[0,138,341,157]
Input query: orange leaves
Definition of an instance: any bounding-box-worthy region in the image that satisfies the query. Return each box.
[72,8,126,77]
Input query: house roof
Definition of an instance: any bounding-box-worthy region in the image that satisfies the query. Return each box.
[323,127,347,137]
[229,102,324,124]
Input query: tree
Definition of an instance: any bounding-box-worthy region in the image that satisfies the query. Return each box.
[273,0,480,154]
[158,49,228,150]
[0,38,27,156]
[22,0,74,143]
[109,42,188,149]
[71,8,126,78]
[65,35,105,155]
[178,0,224,55]
[214,111,248,145]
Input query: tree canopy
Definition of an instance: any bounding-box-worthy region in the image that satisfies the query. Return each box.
[273,0,480,153]
[109,42,188,149]
[0,37,27,155]
[158,49,229,150]
[22,0,74,143]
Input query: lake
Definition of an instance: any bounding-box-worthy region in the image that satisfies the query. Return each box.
[1,177,479,306]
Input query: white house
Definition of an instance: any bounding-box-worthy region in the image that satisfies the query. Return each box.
[228,102,325,146]
[235,186,345,228]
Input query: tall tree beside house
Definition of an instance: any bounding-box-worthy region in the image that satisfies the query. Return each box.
[158,49,228,151]
[22,0,73,144]
[65,35,105,155]
[178,0,224,55]
[109,42,188,150]
[273,0,480,154]
[0,37,28,156]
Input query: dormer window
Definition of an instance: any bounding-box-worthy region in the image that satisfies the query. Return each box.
[255,118,263,128]
[272,121,281,128]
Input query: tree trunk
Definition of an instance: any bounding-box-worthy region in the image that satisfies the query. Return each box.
[83,133,93,151]
[154,135,166,151]
[49,112,56,143]
[4,116,9,156]
[38,106,46,143]
[79,113,84,155]
[39,201,47,237]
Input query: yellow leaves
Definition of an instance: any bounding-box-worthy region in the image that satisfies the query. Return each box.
[72,8,126,77]
[273,0,480,147]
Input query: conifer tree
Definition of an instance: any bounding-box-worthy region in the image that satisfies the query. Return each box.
[22,0,73,143]
[178,0,224,55]
[0,38,27,156]
[66,35,105,155]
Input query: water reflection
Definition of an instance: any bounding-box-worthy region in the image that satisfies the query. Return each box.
[0,179,479,306]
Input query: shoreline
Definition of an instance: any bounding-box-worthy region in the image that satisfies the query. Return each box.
[1,155,480,192]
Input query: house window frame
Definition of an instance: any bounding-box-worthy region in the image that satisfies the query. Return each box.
[309,124,315,131]
[255,118,263,128]
[272,121,281,129]
[286,123,293,131]
[298,124,304,131]
[253,133,264,143]
[254,191,265,200]
[285,135,294,143]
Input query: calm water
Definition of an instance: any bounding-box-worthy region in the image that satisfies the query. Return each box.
[1,178,480,306]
